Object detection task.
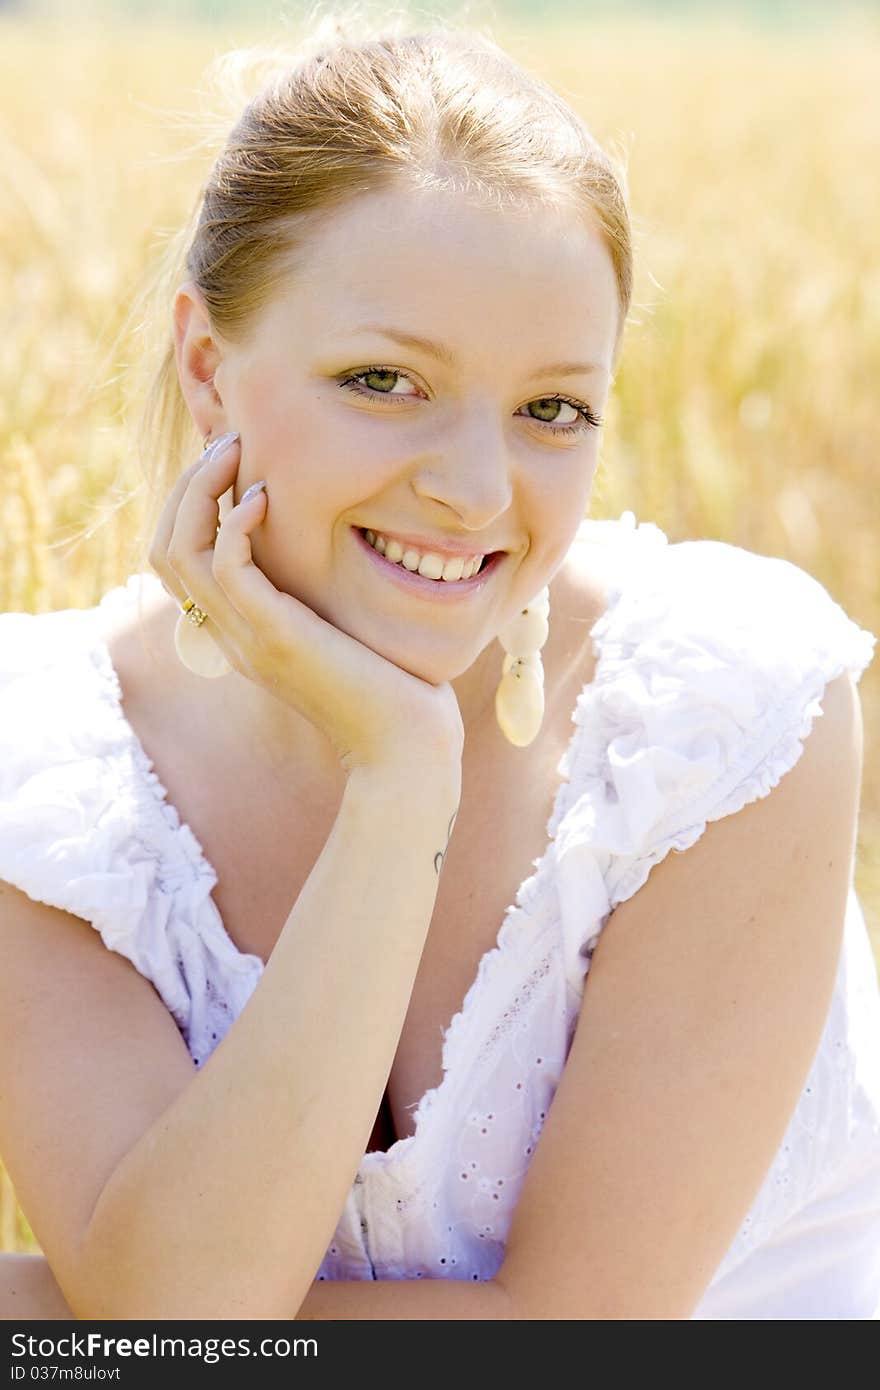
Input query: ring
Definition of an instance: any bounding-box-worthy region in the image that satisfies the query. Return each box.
[181,596,208,627]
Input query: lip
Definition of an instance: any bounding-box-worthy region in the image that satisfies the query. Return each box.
[352,526,506,600]
[359,526,501,562]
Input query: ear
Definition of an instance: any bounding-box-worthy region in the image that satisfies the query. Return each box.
[172,283,228,442]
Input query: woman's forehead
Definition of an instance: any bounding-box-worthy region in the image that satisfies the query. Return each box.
[258,186,619,365]
[301,180,601,265]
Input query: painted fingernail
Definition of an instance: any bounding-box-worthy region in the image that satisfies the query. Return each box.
[204,430,240,462]
[239,479,267,506]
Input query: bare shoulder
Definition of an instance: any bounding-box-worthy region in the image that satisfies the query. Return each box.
[661,666,862,913]
[700,666,863,865]
[787,667,863,804]
[93,578,179,702]
[0,880,194,1316]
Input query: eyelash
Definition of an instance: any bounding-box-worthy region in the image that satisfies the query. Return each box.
[337,366,603,436]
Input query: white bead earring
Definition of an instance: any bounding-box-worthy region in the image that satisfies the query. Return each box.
[494,586,550,747]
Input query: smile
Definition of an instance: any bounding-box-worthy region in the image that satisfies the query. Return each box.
[362,528,486,580]
[352,527,505,602]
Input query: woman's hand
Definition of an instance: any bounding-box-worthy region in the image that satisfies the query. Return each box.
[148,433,465,776]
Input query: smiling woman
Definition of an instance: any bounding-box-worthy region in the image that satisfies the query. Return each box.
[161,178,620,695]
[1,3,879,1323]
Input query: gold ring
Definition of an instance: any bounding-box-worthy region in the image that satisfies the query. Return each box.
[181,596,208,627]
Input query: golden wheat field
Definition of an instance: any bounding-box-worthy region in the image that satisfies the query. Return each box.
[1,11,878,1257]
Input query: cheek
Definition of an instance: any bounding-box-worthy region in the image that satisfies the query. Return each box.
[240,383,410,513]
[234,373,323,472]
[562,448,600,526]
[527,452,598,549]
[232,380,405,578]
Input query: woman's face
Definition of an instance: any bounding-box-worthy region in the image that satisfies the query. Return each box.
[179,183,619,686]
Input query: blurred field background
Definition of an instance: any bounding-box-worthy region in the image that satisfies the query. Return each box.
[1,0,878,1258]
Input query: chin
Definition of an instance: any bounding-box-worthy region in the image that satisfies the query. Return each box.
[264,553,488,686]
[360,621,484,686]
[377,642,473,688]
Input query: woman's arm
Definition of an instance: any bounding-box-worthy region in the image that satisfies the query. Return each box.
[0,1251,514,1321]
[494,669,863,1319]
[295,1276,513,1319]
[287,669,861,1320]
[77,758,461,1321]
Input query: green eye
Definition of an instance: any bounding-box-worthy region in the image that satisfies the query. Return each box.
[528,398,576,425]
[361,370,400,392]
[338,368,603,436]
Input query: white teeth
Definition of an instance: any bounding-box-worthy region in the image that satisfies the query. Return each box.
[363,530,485,582]
[439,553,467,581]
[419,554,444,579]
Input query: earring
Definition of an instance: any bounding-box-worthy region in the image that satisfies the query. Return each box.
[494,586,550,747]
[172,435,234,678]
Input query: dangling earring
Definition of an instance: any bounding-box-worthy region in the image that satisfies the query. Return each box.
[173,434,234,678]
[494,586,550,747]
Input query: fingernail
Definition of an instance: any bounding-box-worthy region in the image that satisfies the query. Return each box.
[239,479,267,506]
[204,430,239,462]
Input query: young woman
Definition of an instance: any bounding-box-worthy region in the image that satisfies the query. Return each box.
[1,18,878,1320]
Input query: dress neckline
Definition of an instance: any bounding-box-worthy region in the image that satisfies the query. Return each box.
[83,512,655,1174]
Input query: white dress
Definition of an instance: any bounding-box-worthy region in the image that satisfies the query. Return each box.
[1,512,879,1319]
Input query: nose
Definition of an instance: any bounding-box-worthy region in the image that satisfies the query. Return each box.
[410,405,514,532]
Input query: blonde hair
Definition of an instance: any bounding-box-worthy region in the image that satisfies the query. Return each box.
[130,4,633,572]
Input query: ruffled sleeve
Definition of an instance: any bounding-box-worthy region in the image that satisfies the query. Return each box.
[0,586,263,1064]
[551,535,877,990]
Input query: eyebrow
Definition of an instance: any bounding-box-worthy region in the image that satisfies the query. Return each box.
[349,323,608,379]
